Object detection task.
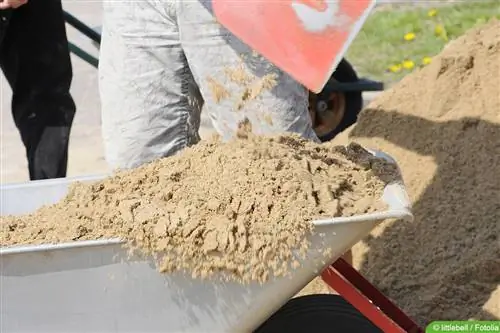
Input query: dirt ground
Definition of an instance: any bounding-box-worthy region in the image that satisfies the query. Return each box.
[331,20,500,325]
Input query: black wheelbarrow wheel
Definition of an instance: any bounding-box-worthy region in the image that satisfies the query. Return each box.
[308,58,363,142]
[254,294,383,333]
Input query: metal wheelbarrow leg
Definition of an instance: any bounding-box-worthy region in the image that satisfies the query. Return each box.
[322,258,424,333]
[257,259,424,332]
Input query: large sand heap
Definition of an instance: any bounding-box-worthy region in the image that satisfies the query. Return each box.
[332,20,500,324]
[2,134,399,284]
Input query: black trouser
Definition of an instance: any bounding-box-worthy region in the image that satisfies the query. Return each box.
[0,0,76,181]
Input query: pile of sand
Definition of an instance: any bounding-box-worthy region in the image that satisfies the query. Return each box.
[329,20,499,324]
[1,133,399,284]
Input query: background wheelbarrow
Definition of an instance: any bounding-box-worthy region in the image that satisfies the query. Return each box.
[1,150,424,332]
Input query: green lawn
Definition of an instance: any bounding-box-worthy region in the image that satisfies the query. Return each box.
[346,1,500,84]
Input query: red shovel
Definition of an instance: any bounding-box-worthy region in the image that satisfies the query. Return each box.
[212,0,376,93]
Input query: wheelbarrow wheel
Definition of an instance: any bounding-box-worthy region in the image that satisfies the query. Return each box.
[308,58,363,142]
[254,294,382,333]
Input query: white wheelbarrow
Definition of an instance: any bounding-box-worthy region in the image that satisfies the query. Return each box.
[0,150,422,333]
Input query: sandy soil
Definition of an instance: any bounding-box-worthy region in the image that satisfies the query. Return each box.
[2,134,399,285]
[331,19,500,325]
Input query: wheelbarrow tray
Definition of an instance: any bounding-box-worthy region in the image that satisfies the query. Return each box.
[0,150,412,333]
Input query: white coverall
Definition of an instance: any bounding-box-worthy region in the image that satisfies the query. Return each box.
[98,0,319,170]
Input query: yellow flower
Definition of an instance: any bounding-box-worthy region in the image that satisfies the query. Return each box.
[434,24,444,35]
[388,64,402,73]
[404,32,416,41]
[434,24,449,41]
[422,56,432,66]
[402,60,415,70]
[428,9,438,17]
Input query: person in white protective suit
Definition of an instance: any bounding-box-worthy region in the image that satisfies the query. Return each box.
[98,0,320,170]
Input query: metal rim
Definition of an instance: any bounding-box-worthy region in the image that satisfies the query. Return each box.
[308,87,347,138]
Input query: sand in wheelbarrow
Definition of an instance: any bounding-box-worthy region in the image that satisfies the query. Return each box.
[317,19,499,324]
[1,130,400,284]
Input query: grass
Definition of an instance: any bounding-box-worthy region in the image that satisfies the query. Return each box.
[346,1,500,84]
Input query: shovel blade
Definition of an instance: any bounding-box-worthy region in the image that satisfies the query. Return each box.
[212,0,376,93]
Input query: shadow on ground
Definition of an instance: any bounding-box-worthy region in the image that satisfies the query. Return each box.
[347,108,500,324]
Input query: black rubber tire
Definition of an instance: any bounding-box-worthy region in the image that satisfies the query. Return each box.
[316,58,363,142]
[254,294,383,333]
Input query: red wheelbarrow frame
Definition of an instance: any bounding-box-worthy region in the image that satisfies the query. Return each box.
[322,258,424,333]
[62,11,423,333]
